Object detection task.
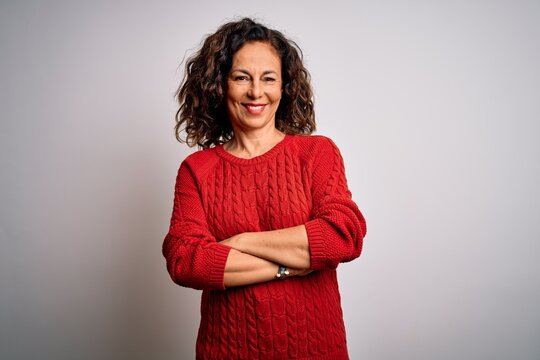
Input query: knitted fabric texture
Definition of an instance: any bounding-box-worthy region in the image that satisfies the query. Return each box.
[163,134,367,360]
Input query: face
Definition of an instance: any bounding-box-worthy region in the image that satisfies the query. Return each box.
[226,41,283,132]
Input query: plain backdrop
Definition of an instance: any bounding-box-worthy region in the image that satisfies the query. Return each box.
[1,0,539,359]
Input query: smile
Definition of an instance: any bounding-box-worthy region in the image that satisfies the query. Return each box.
[243,103,266,115]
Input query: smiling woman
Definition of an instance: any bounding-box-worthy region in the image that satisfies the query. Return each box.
[173,18,315,149]
[225,42,284,150]
[163,17,367,359]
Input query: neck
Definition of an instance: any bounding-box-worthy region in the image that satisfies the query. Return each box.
[225,127,285,159]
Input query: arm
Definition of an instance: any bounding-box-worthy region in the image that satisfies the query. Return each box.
[221,137,367,271]
[223,249,279,287]
[221,225,310,269]
[224,249,312,287]
[162,161,231,290]
[304,137,367,270]
[163,161,309,290]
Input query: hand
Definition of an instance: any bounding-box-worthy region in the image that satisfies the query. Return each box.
[287,267,313,277]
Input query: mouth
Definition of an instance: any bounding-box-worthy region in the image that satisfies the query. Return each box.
[243,103,266,115]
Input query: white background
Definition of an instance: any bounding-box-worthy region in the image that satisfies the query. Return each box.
[1,1,539,359]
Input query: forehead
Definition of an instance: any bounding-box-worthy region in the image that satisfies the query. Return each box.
[232,42,281,72]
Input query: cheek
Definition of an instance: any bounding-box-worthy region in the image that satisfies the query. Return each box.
[270,88,282,104]
[225,92,237,114]
[226,92,242,112]
[226,84,242,102]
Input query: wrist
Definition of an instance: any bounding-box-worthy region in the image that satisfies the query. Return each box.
[275,265,290,280]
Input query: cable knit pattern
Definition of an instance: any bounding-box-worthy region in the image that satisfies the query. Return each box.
[163,134,367,360]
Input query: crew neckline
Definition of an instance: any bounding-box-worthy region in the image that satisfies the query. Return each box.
[214,134,292,165]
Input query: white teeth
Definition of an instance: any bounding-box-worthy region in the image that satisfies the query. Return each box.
[247,105,263,110]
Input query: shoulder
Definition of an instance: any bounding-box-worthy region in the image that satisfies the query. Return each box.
[290,134,339,149]
[288,134,342,162]
[179,146,220,179]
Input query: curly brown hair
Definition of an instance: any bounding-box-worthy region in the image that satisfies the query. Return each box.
[175,18,316,148]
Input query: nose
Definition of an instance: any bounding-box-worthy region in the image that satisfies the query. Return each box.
[247,79,263,99]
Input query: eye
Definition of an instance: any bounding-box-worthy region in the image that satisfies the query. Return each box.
[263,76,277,83]
[233,75,249,81]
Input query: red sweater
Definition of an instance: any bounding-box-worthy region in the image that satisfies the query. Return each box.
[163,134,366,359]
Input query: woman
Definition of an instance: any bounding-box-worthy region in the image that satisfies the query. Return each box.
[163,18,367,359]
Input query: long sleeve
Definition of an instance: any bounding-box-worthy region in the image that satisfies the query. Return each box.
[162,161,231,290]
[163,135,363,359]
[305,137,367,270]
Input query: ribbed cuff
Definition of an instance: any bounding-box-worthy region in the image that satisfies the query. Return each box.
[208,243,232,290]
[305,219,327,270]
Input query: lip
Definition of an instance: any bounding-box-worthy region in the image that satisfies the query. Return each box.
[242,103,266,115]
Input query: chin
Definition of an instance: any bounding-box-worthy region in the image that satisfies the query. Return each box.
[234,117,275,131]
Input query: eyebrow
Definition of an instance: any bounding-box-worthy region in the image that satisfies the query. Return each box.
[230,68,278,75]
